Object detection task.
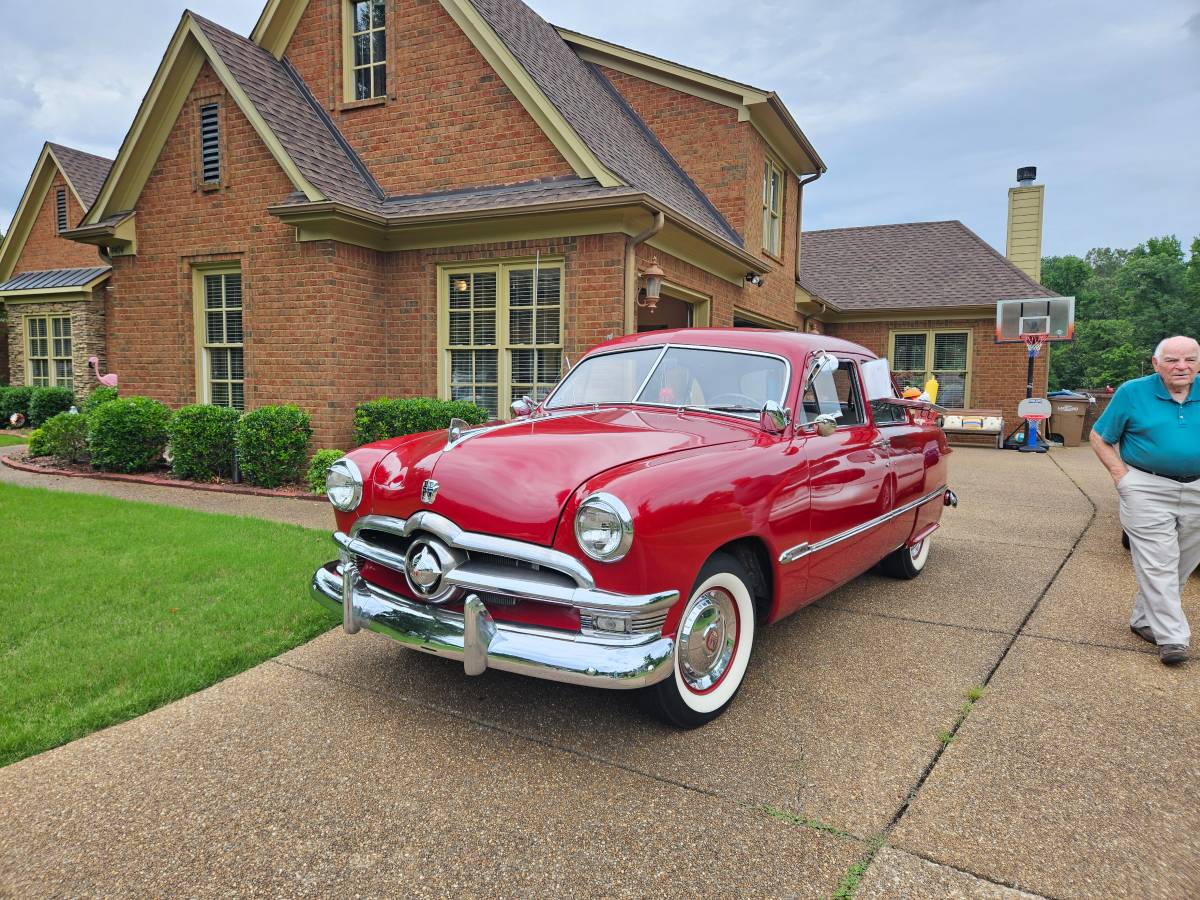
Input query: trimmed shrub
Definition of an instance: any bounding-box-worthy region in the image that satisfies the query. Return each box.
[87,397,172,473]
[353,397,489,445]
[31,412,89,462]
[26,428,48,457]
[0,386,34,427]
[168,404,241,481]
[81,386,119,416]
[236,405,312,488]
[306,449,346,494]
[29,387,75,428]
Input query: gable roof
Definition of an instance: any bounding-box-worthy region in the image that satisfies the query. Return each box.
[798,221,1058,312]
[0,143,114,281]
[464,0,741,246]
[46,144,113,210]
[85,11,384,226]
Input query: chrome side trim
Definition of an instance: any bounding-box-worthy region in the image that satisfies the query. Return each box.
[349,511,596,590]
[312,564,675,690]
[778,486,948,565]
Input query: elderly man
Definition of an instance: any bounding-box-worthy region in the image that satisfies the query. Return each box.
[1090,336,1200,665]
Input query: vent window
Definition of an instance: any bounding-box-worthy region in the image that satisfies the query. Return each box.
[200,103,221,184]
[55,188,68,233]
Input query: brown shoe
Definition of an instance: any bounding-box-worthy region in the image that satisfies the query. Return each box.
[1159,645,1188,665]
[1130,624,1157,645]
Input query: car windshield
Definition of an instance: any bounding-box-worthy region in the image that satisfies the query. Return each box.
[545,346,788,413]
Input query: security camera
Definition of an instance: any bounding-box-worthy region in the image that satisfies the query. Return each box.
[745,272,765,287]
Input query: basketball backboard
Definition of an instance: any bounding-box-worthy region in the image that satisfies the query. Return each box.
[996,296,1075,343]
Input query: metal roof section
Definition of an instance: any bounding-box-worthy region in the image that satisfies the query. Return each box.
[0,266,112,293]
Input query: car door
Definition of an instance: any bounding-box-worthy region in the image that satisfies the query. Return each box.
[794,356,895,601]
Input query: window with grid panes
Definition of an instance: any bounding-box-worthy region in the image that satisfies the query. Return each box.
[441,262,564,418]
[889,330,971,409]
[25,316,72,388]
[202,272,244,410]
[762,158,784,256]
[349,0,386,100]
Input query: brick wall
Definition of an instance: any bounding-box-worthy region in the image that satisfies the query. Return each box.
[284,0,572,196]
[6,292,106,399]
[11,170,104,273]
[826,317,1049,426]
[602,67,803,327]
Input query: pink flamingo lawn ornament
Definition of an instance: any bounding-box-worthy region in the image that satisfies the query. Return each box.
[88,357,118,388]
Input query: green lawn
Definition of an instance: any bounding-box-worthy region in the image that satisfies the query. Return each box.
[0,482,338,767]
[0,434,27,446]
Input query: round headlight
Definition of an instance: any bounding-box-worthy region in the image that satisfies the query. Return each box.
[326,458,363,511]
[574,493,633,562]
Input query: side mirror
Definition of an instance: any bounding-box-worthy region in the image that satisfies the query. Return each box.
[759,400,790,434]
[510,395,535,419]
[813,413,838,437]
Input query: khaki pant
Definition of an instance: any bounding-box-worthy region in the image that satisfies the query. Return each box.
[1117,467,1200,647]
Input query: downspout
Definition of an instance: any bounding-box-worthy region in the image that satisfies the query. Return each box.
[795,170,823,275]
[624,210,665,334]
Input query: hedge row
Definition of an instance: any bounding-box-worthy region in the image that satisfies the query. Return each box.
[354,397,489,445]
[0,385,78,428]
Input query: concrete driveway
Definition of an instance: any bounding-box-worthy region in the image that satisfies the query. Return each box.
[1,446,1197,897]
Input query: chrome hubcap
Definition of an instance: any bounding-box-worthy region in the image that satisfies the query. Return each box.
[678,587,737,692]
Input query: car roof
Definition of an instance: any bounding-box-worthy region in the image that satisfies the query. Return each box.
[588,327,876,362]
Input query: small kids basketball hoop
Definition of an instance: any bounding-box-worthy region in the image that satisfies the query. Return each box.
[995,297,1076,452]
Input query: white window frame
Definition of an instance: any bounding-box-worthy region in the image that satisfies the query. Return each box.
[436,258,565,419]
[192,266,245,410]
[762,156,785,258]
[889,329,973,409]
[25,314,72,388]
[344,0,387,102]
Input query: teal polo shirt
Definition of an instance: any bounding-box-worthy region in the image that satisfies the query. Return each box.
[1092,374,1200,477]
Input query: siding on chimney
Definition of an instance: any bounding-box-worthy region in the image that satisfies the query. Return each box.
[1006,184,1045,283]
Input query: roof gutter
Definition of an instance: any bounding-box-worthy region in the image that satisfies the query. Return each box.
[624,210,664,334]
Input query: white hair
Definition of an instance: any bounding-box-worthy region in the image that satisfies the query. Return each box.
[1154,336,1200,360]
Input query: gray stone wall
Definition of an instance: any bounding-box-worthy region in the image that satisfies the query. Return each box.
[5,289,107,401]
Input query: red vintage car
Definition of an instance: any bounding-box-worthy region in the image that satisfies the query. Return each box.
[312,329,954,727]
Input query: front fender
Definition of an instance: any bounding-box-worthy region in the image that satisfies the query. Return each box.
[552,437,785,634]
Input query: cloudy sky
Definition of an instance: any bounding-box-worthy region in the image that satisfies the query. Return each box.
[1,0,1197,259]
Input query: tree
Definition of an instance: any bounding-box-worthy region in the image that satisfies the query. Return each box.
[1047,234,1199,389]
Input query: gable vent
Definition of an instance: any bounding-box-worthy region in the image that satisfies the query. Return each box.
[200,104,221,184]
[55,188,68,233]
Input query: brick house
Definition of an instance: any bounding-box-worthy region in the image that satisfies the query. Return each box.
[0,0,1055,449]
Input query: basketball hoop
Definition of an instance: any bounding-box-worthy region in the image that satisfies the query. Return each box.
[1021,332,1048,358]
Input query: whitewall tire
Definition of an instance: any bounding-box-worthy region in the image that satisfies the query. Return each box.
[643,552,756,728]
[879,535,932,580]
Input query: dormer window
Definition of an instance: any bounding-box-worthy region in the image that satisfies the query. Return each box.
[347,0,386,101]
[55,188,68,234]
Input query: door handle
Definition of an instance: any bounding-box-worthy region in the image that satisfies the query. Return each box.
[871,438,891,450]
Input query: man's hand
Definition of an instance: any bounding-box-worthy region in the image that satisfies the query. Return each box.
[1089,429,1128,487]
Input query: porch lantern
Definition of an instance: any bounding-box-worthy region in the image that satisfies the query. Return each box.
[637,258,665,313]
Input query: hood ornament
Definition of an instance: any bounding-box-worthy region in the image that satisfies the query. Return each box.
[421,479,440,504]
[447,417,469,444]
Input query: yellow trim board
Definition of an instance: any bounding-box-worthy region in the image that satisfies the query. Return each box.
[252,0,311,59]
[436,0,622,187]
[559,27,824,175]
[86,13,323,228]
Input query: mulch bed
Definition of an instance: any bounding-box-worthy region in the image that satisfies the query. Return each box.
[2,452,325,502]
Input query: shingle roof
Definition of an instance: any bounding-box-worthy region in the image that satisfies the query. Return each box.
[798,221,1058,312]
[47,144,113,210]
[465,0,741,247]
[192,14,386,212]
[0,266,111,292]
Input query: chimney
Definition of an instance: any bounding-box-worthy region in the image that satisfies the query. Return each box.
[1006,165,1045,282]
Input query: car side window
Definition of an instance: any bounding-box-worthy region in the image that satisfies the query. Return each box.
[871,398,909,426]
[801,360,867,427]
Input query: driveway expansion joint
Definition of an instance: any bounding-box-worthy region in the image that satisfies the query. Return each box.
[897,847,1058,899]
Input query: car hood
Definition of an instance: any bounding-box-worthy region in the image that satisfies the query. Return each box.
[368,407,754,545]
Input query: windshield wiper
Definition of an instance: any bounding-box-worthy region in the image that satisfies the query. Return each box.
[680,404,758,414]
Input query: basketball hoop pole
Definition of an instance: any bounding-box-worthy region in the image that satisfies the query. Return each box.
[1003,334,1049,452]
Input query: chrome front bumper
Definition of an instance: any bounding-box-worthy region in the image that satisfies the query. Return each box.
[311,562,677,690]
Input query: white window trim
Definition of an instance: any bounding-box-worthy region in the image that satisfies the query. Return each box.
[25,314,72,388]
[762,156,785,258]
[436,258,565,418]
[343,0,387,102]
[192,265,245,409]
[889,328,974,408]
